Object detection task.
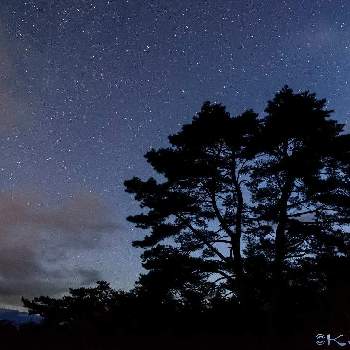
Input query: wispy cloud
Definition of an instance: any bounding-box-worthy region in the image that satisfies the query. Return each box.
[0,191,119,307]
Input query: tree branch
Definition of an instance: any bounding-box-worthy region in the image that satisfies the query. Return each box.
[178,215,232,264]
[287,209,317,217]
[207,189,235,238]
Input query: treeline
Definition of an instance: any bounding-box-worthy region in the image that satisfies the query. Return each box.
[19,86,350,341]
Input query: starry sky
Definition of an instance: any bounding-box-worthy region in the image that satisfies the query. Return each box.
[0,0,349,308]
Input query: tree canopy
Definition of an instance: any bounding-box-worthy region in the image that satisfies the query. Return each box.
[23,86,350,338]
[124,86,350,332]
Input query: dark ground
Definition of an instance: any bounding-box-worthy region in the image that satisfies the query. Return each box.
[0,335,325,350]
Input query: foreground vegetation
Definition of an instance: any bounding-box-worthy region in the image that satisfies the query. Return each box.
[2,86,350,348]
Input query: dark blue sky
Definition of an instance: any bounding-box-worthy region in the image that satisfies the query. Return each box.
[0,0,348,308]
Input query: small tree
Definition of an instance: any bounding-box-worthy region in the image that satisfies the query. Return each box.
[22,281,122,333]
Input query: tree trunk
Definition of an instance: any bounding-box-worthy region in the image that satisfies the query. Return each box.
[232,183,245,301]
[271,176,294,334]
[230,154,248,323]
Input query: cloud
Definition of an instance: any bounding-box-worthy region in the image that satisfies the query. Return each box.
[0,191,119,307]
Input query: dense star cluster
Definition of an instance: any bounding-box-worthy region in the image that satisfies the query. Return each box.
[0,0,348,307]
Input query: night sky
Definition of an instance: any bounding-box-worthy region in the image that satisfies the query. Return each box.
[0,0,349,308]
